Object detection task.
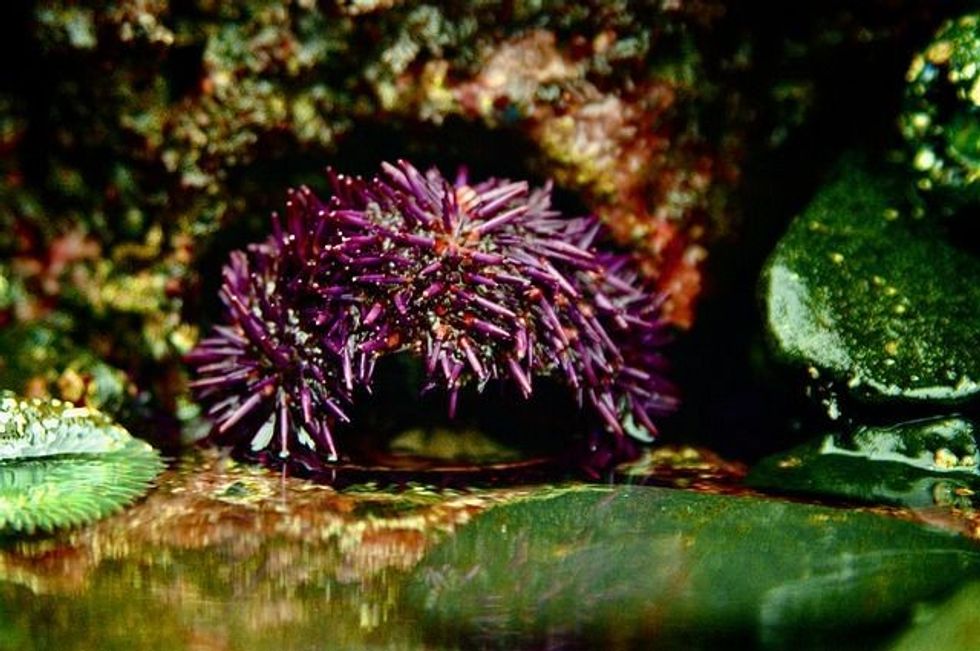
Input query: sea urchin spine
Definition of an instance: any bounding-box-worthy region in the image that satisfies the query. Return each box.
[187,160,677,467]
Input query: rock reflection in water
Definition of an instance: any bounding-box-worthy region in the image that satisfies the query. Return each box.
[0,449,540,650]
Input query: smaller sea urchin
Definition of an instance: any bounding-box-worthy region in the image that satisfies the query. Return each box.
[187,161,677,470]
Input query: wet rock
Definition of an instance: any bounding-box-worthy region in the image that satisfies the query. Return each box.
[761,158,980,405]
[747,416,980,509]
[407,485,980,649]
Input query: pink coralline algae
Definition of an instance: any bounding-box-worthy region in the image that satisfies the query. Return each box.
[186,161,677,469]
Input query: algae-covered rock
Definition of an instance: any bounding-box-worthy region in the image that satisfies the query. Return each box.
[407,486,980,649]
[0,391,163,534]
[747,416,980,508]
[901,13,980,206]
[762,158,980,405]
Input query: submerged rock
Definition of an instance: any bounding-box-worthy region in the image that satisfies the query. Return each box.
[746,416,980,509]
[407,485,980,649]
[761,158,980,406]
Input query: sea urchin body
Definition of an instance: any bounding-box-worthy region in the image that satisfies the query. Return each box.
[187,161,677,468]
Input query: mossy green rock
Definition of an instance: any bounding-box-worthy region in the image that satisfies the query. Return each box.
[0,392,163,534]
[407,486,980,649]
[762,159,980,404]
[747,417,980,508]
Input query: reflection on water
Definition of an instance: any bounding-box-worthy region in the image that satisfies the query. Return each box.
[0,450,540,650]
[1,447,979,650]
[407,487,980,650]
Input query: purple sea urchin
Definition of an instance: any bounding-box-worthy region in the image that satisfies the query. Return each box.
[187,161,677,469]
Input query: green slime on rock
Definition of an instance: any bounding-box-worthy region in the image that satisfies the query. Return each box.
[761,157,980,404]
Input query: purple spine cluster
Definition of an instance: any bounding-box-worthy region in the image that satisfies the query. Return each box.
[187,161,677,464]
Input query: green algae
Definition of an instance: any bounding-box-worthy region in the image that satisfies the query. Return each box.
[761,158,980,405]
